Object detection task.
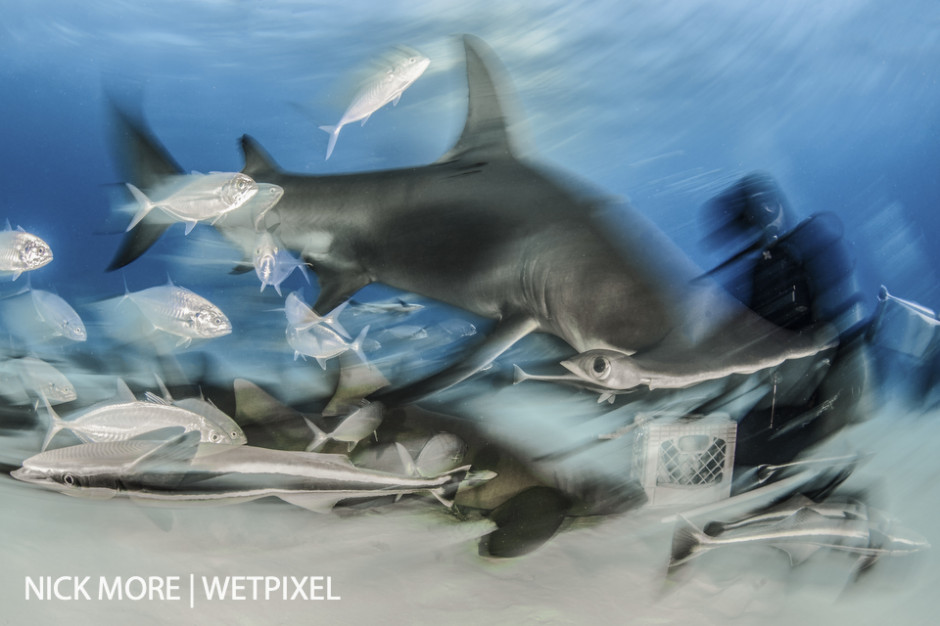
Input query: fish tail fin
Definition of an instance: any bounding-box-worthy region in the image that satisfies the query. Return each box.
[319,125,340,160]
[125,183,155,231]
[671,515,711,566]
[394,442,420,477]
[396,442,494,508]
[429,466,495,510]
[38,393,66,451]
[348,325,370,362]
[512,364,528,384]
[303,417,330,452]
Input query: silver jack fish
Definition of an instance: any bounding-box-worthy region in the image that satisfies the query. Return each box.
[29,288,87,342]
[121,278,231,347]
[0,356,77,405]
[670,508,929,568]
[124,171,259,234]
[319,46,430,159]
[284,290,349,338]
[13,431,494,512]
[252,231,308,296]
[304,401,384,452]
[0,223,53,279]
[40,379,247,451]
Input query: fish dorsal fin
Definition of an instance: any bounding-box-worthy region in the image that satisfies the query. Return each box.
[436,35,517,164]
[778,507,829,531]
[114,378,137,402]
[143,391,171,406]
[128,430,201,477]
[241,135,281,178]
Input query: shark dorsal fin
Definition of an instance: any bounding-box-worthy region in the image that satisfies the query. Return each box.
[437,35,517,164]
[241,135,281,178]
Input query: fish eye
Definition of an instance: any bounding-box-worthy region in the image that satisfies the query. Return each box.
[63,474,75,486]
[209,432,221,443]
[591,355,610,378]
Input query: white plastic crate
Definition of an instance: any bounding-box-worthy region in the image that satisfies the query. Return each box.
[632,412,736,507]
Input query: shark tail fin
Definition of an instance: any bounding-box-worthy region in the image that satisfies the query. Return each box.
[319,125,341,160]
[303,417,330,452]
[671,515,712,566]
[125,183,156,232]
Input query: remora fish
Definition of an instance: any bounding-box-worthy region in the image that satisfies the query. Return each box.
[121,278,231,347]
[319,46,430,159]
[0,223,53,279]
[13,431,494,512]
[670,509,929,567]
[41,379,246,451]
[702,494,869,536]
[29,288,87,342]
[124,171,259,234]
[108,36,832,402]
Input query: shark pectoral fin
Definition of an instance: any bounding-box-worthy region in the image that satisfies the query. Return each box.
[311,268,371,316]
[277,492,345,513]
[391,93,402,106]
[378,314,539,405]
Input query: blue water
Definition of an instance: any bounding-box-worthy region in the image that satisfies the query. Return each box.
[1,1,939,624]
[2,0,938,311]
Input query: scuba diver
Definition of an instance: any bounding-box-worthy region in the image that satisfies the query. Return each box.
[701,173,874,465]
[702,173,866,335]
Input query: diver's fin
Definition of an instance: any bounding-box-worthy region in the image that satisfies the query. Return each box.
[437,34,518,163]
[240,135,282,178]
[377,314,539,404]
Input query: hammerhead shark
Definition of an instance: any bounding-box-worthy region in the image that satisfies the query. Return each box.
[108,35,832,402]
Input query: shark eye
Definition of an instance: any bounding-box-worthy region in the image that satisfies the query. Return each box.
[590,355,610,379]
